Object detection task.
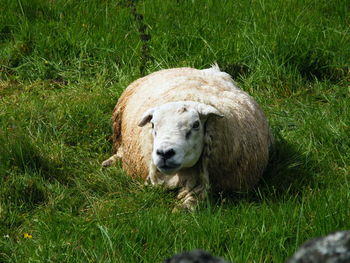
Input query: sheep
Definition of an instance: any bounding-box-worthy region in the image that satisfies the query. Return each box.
[102,65,274,210]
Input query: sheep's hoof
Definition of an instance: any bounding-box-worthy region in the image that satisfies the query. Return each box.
[102,159,113,167]
[177,189,189,200]
[172,199,198,213]
[182,199,198,211]
[172,206,181,213]
[102,154,121,167]
[144,176,151,186]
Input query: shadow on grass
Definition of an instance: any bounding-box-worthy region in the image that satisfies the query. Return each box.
[259,135,316,200]
[220,62,251,80]
[286,51,348,83]
[213,133,317,205]
[0,128,68,184]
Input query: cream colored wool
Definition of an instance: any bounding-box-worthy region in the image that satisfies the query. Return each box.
[103,65,274,209]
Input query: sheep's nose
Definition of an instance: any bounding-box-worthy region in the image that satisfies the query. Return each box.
[156,149,176,160]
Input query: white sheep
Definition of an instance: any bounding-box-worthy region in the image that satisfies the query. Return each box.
[102,65,274,210]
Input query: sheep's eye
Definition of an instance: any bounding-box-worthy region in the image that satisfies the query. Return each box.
[192,121,200,129]
[151,123,154,129]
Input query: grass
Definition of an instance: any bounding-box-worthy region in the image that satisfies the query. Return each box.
[0,0,349,262]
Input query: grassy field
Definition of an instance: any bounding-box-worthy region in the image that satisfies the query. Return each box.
[0,0,349,262]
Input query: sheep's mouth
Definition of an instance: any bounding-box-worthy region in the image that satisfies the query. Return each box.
[157,163,181,175]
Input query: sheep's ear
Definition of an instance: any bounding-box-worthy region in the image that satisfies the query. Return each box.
[138,108,155,127]
[196,103,224,118]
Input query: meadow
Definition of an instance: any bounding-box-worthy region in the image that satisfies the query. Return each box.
[0,0,349,262]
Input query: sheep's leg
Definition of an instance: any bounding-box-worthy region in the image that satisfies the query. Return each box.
[145,161,164,186]
[174,190,199,212]
[102,154,119,167]
[174,164,210,211]
[163,174,180,189]
[174,170,208,211]
[176,183,207,210]
[101,148,123,167]
[177,188,190,200]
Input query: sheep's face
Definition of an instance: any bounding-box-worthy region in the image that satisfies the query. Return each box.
[139,101,222,175]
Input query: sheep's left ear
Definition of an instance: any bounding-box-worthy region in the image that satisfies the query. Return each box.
[196,103,224,118]
[138,108,155,127]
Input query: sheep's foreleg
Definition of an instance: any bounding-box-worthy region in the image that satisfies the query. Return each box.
[163,174,180,189]
[176,183,207,211]
[174,162,210,211]
[102,154,119,167]
[102,147,123,167]
[145,161,163,185]
[175,168,209,211]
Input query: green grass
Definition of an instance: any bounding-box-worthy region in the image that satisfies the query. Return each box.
[0,0,349,262]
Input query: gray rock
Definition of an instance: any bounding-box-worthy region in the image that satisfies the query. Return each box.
[287,231,350,263]
[163,231,350,263]
[163,249,232,263]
